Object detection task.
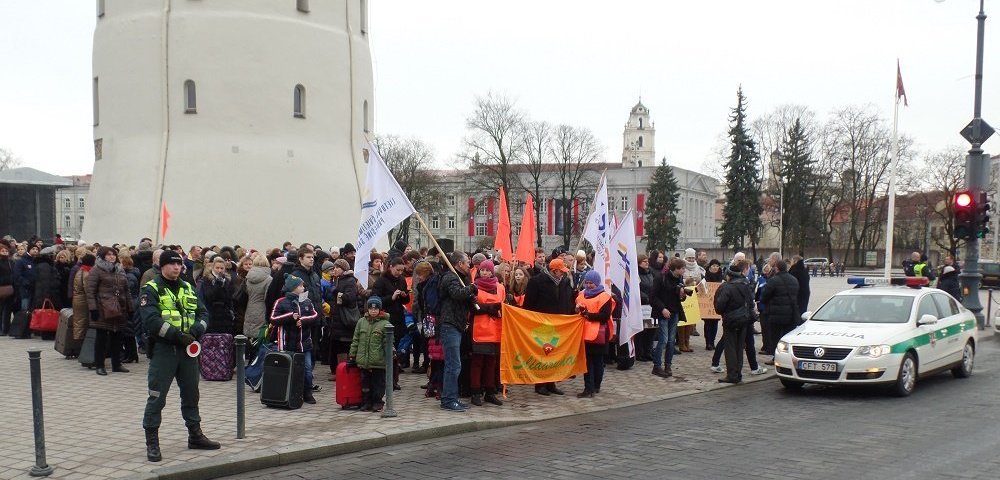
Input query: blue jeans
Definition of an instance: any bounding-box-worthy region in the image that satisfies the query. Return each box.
[653,313,679,368]
[439,324,463,406]
[303,350,314,391]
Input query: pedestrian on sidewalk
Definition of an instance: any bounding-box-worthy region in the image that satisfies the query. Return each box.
[348,296,390,412]
[438,252,478,412]
[469,260,504,407]
[87,246,132,376]
[270,274,320,404]
[576,270,614,398]
[139,250,220,462]
[649,257,686,378]
[714,259,755,384]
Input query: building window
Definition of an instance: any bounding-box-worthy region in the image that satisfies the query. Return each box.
[184,80,197,113]
[637,136,643,148]
[293,84,305,118]
[97,0,105,17]
[638,117,643,129]
[92,77,99,126]
[363,100,370,133]
[79,197,85,209]
[297,0,309,13]
[476,202,487,216]
[538,198,546,213]
[64,198,71,209]
[64,215,71,228]
[447,216,456,230]
[475,222,487,237]
[79,215,85,226]
[431,215,440,229]
[514,200,523,215]
[514,221,522,233]
[620,196,629,212]
[360,0,368,35]
[447,195,456,207]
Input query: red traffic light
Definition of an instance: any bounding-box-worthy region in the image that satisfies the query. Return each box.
[956,192,973,208]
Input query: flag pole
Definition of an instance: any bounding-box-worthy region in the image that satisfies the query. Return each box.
[884,89,900,278]
[412,210,468,287]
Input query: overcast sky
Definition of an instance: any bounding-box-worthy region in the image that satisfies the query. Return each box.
[1,0,998,176]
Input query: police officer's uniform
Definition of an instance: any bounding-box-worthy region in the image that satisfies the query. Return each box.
[139,250,220,462]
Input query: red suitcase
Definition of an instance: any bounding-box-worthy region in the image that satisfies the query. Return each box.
[335,361,363,409]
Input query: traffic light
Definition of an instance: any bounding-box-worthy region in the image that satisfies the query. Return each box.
[976,191,991,239]
[954,191,975,240]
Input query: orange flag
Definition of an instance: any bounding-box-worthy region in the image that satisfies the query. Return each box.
[499,304,588,385]
[514,194,537,265]
[494,187,513,262]
[160,202,171,240]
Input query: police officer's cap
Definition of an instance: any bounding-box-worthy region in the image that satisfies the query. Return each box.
[160,250,184,267]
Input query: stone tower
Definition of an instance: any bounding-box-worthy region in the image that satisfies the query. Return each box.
[621,99,655,168]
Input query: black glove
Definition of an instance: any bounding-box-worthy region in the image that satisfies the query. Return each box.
[346,358,357,368]
[189,321,206,339]
[89,310,99,322]
[178,333,196,346]
[468,284,478,296]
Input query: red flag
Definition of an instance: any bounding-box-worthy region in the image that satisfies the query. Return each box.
[495,187,513,261]
[160,202,171,239]
[896,60,908,107]
[514,194,537,265]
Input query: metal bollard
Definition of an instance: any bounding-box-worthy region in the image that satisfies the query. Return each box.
[381,325,397,418]
[234,335,246,439]
[27,350,53,477]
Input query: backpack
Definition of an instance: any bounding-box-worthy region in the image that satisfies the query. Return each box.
[419,273,443,338]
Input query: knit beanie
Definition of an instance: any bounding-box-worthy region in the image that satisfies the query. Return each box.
[334,258,351,271]
[478,260,495,273]
[322,260,336,272]
[584,269,602,286]
[366,296,383,310]
[283,273,304,292]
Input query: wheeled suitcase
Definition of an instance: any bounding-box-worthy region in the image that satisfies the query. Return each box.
[335,361,364,409]
[54,308,81,357]
[9,311,31,339]
[260,351,304,409]
[199,333,234,381]
[78,328,98,368]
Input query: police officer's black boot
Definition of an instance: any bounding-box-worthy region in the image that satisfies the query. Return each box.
[187,426,221,450]
[144,428,162,462]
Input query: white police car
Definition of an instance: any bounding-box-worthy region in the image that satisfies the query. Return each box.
[774,277,977,396]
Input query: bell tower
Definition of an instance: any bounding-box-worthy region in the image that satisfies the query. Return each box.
[621,99,655,168]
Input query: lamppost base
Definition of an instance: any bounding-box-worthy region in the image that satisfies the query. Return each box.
[380,409,398,419]
[29,465,53,477]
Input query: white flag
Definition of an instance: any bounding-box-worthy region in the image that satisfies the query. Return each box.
[583,173,611,289]
[610,210,643,348]
[355,143,417,287]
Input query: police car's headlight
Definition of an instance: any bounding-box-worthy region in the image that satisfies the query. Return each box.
[776,341,789,354]
[857,345,891,358]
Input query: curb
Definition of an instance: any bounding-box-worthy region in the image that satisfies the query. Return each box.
[125,374,776,480]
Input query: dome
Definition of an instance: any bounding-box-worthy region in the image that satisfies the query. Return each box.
[631,99,647,114]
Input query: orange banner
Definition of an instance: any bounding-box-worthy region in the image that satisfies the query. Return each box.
[699,282,721,320]
[500,304,588,385]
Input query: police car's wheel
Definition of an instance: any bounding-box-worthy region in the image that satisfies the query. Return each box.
[892,352,918,397]
[780,378,804,390]
[951,341,974,379]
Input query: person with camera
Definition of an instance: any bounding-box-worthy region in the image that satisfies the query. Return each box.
[714,259,755,384]
[649,257,688,378]
[139,250,219,462]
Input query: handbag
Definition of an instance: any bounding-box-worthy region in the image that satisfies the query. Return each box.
[30,299,60,332]
[0,284,13,300]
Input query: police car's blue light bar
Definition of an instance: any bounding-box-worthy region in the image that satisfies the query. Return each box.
[847,277,929,287]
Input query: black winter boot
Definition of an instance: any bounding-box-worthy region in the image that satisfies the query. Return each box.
[187,426,221,450]
[471,393,483,406]
[144,428,162,462]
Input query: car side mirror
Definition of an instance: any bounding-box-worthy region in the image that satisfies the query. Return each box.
[801,311,812,322]
[917,314,938,326]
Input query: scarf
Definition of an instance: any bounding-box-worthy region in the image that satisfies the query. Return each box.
[81,265,93,273]
[582,269,604,298]
[95,258,122,274]
[474,274,498,294]
[583,283,605,298]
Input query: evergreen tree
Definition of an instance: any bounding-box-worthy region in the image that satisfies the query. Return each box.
[644,158,681,251]
[775,118,819,255]
[719,87,763,256]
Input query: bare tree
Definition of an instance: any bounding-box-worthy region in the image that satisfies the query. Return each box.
[551,125,602,248]
[458,92,526,216]
[0,147,22,171]
[374,135,444,245]
[904,147,967,255]
[522,120,552,246]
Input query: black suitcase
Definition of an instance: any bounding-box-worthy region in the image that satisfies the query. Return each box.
[78,329,98,368]
[260,351,304,410]
[9,311,31,339]
[54,308,81,357]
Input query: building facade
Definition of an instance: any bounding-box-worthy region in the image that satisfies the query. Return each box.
[55,175,91,241]
[0,168,72,242]
[84,0,374,248]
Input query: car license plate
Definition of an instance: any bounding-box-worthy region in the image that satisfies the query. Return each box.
[797,361,837,372]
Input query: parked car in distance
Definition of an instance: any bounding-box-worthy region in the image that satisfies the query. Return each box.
[980,261,1000,288]
[803,257,830,269]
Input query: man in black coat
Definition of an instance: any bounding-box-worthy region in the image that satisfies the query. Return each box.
[648,257,687,378]
[788,256,810,317]
[522,258,575,395]
[761,258,799,360]
[714,260,755,384]
[438,252,477,412]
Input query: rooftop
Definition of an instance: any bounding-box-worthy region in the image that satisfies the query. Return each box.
[0,167,73,187]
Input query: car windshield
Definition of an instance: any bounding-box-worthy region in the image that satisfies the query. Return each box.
[982,263,1000,274]
[810,295,913,324]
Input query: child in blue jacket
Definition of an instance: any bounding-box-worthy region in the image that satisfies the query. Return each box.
[270,274,319,404]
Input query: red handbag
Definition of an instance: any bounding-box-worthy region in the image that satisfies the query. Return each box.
[30,299,60,332]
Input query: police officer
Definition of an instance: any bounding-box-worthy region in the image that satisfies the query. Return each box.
[139,250,220,462]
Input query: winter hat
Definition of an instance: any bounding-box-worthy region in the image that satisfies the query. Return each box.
[341,243,357,255]
[548,258,570,273]
[322,260,336,272]
[471,253,487,265]
[334,259,351,271]
[943,266,956,275]
[684,248,696,259]
[366,296,383,310]
[478,260,495,273]
[275,256,288,265]
[583,269,602,286]
[283,273,304,292]
[159,250,184,267]
[729,263,743,273]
